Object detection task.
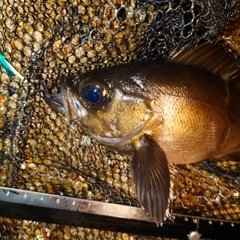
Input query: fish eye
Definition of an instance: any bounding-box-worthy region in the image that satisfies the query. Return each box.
[79,79,110,108]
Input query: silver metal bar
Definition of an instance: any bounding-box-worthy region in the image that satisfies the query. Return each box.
[0,187,239,239]
[0,186,151,222]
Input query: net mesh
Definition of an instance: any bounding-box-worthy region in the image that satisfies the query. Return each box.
[0,0,240,239]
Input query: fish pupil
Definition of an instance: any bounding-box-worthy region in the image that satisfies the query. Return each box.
[80,81,109,108]
[85,89,101,103]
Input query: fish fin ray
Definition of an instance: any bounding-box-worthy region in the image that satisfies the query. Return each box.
[131,135,170,225]
[170,43,240,83]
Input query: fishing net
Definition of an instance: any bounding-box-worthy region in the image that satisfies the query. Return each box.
[0,0,240,239]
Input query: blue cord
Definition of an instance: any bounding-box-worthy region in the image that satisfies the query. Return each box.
[0,52,24,79]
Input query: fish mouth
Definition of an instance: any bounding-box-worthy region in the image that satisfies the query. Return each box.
[44,90,66,115]
[44,79,86,121]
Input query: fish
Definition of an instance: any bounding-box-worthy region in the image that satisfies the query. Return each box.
[44,43,240,226]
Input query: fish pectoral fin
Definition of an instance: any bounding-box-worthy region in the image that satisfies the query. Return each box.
[131,135,170,226]
[44,90,66,115]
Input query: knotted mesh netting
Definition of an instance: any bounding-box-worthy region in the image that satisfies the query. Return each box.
[0,0,240,239]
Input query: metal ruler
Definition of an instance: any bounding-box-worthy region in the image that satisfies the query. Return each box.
[0,187,239,239]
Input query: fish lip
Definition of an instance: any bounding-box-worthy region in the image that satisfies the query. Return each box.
[44,90,66,115]
[44,78,86,121]
[60,78,86,121]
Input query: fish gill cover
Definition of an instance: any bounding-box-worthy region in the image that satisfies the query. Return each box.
[0,0,240,239]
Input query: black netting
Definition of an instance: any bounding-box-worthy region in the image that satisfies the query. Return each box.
[0,0,240,238]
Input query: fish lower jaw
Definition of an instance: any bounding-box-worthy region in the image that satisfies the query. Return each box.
[90,132,135,148]
[88,124,145,150]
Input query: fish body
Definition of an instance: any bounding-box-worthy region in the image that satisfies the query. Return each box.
[45,44,240,225]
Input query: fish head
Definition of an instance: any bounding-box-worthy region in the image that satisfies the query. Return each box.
[51,67,155,151]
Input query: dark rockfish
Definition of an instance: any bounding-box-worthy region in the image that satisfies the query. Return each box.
[45,43,240,225]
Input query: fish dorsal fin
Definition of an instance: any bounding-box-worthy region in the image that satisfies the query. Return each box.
[131,135,170,226]
[170,43,240,83]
